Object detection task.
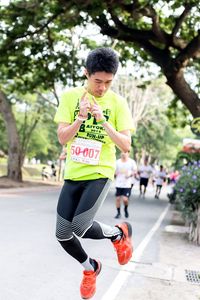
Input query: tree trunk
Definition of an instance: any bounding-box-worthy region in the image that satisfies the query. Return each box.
[166,70,200,118]
[0,91,22,182]
[189,205,200,246]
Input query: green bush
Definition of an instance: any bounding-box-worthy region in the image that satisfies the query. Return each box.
[174,161,200,245]
[174,151,200,170]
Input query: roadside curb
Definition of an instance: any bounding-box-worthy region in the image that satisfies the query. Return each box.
[115,205,200,300]
[0,184,61,194]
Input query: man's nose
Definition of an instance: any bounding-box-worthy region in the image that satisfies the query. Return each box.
[99,84,107,91]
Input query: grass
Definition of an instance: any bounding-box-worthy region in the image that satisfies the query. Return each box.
[0,163,52,180]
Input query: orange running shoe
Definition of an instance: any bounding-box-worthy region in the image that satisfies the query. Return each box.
[80,260,102,299]
[112,222,133,265]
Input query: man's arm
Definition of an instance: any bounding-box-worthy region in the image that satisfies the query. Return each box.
[57,119,131,150]
[102,123,131,153]
[57,119,84,145]
[57,91,91,145]
[91,97,131,153]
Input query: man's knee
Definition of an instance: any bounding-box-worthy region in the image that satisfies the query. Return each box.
[72,217,91,238]
[56,213,73,240]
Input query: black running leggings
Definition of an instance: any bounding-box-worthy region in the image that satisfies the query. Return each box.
[56,178,120,263]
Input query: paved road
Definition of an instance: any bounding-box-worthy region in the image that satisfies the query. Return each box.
[0,183,170,300]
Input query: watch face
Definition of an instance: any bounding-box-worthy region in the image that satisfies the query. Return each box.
[191,117,200,136]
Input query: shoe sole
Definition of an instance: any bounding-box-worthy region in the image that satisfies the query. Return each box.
[123,221,132,238]
[96,261,102,276]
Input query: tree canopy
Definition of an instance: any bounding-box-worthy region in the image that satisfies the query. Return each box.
[66,0,200,117]
[0,0,199,181]
[1,0,200,116]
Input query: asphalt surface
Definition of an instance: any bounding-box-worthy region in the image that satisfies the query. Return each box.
[0,183,173,300]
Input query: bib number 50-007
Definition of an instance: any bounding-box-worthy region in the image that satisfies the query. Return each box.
[70,138,102,165]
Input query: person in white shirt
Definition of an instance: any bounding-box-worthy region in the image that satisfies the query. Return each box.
[138,157,153,197]
[155,165,166,199]
[115,152,137,218]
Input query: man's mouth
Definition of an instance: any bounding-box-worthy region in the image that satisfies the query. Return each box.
[96,91,104,96]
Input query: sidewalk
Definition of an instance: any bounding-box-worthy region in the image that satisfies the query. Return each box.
[0,180,62,194]
[116,207,200,300]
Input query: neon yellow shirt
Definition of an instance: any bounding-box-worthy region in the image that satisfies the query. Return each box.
[54,86,134,180]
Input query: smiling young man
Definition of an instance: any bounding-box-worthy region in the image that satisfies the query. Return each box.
[54,47,134,299]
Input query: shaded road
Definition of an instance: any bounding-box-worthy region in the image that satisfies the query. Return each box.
[0,183,170,300]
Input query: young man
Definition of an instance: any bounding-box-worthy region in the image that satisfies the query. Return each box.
[155,165,166,199]
[115,151,137,218]
[54,47,134,299]
[138,157,153,197]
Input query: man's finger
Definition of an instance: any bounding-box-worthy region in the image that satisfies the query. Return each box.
[81,91,88,101]
[92,96,98,104]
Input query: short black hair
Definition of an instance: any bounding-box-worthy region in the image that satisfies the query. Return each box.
[86,47,119,75]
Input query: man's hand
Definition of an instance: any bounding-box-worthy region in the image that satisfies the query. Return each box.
[79,91,91,118]
[90,97,105,121]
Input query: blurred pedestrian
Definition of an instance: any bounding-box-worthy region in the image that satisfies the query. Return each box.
[138,157,153,197]
[51,163,57,181]
[169,170,179,184]
[115,151,137,218]
[154,165,166,199]
[41,166,49,180]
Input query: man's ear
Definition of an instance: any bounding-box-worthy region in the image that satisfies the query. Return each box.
[84,69,89,78]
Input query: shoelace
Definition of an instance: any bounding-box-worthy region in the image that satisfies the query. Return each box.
[82,274,95,288]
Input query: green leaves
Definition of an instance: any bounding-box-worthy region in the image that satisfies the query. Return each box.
[166,96,191,128]
[0,0,86,94]
[174,161,200,224]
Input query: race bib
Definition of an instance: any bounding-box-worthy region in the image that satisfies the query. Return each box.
[70,138,102,165]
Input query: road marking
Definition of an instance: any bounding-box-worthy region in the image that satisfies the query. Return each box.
[101,204,170,300]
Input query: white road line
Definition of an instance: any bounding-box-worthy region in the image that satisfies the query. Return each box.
[101,204,170,300]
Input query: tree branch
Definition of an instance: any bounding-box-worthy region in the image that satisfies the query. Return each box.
[33,91,57,107]
[174,30,200,69]
[94,12,170,70]
[51,84,60,107]
[107,1,168,44]
[172,4,193,38]
[106,0,140,13]
[14,10,65,40]
[1,3,68,53]
[151,14,168,44]
[94,12,156,41]
[93,14,119,37]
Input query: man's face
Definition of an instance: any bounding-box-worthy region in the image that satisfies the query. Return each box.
[85,70,114,97]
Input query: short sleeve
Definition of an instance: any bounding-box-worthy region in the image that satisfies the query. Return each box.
[132,160,137,170]
[54,92,72,124]
[115,97,134,132]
